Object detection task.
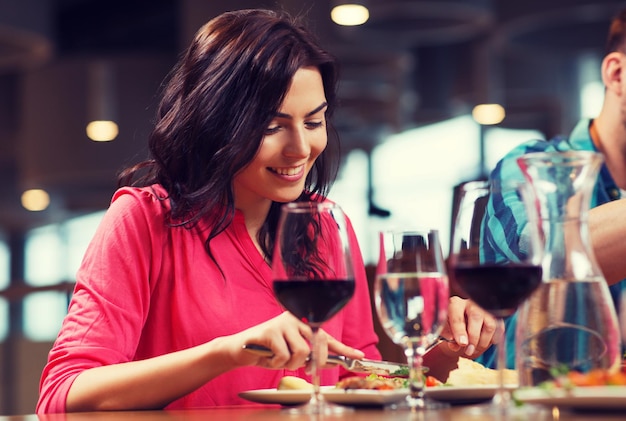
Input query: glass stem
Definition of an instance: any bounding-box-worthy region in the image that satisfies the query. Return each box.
[310,327,322,409]
[405,343,426,410]
[493,318,511,411]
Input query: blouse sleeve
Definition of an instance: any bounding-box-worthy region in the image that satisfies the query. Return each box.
[37,187,168,413]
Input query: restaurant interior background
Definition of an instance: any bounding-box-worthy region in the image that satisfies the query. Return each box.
[0,0,624,414]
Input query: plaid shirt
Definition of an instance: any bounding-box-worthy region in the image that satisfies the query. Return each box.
[476,118,625,369]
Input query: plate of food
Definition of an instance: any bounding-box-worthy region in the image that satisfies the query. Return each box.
[515,386,626,410]
[329,357,520,405]
[239,375,409,407]
[238,388,313,406]
[424,357,518,404]
[425,384,518,404]
[324,375,409,406]
[323,388,408,406]
[239,376,322,406]
[330,379,516,406]
[240,357,520,407]
[514,368,626,411]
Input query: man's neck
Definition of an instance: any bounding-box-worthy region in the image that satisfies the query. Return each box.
[591,117,626,190]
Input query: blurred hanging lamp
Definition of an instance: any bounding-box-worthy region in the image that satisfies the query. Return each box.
[86,60,119,142]
[472,103,505,125]
[331,1,370,26]
[21,188,50,211]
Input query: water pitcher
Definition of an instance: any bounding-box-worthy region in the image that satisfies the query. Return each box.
[515,151,622,386]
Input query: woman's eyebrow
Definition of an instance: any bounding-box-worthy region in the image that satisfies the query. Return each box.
[275,102,328,119]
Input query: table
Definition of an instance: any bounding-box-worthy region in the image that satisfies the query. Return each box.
[1,405,625,421]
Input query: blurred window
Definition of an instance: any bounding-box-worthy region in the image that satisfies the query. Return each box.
[578,53,603,118]
[331,115,543,264]
[0,236,9,340]
[24,225,65,287]
[20,210,105,340]
[23,292,69,341]
[0,299,7,341]
[0,236,9,290]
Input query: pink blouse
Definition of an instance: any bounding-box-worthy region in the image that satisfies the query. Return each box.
[37,185,380,413]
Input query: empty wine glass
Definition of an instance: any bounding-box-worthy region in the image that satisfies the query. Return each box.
[374,229,449,411]
[272,201,355,414]
[449,180,543,415]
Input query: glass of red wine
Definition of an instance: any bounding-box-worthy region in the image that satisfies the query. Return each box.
[272,201,355,414]
[449,180,543,414]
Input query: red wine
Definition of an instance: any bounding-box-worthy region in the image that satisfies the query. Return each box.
[273,279,355,327]
[453,263,542,318]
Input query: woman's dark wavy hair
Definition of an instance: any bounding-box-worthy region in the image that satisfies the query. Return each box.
[118,9,341,262]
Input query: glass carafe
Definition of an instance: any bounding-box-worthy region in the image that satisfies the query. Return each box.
[515,151,622,386]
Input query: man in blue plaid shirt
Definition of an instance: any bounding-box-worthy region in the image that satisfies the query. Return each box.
[477,8,626,369]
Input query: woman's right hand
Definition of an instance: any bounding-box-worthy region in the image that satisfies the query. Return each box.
[224,311,314,370]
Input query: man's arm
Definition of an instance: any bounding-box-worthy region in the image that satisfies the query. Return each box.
[589,198,626,285]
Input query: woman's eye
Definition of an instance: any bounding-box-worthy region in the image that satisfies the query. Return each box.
[306,121,324,129]
[265,125,281,135]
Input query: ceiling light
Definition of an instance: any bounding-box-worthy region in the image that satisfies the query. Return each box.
[472,103,505,125]
[86,120,119,142]
[331,4,369,26]
[21,189,50,211]
[87,60,119,141]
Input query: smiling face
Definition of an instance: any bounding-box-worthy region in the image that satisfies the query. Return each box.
[233,66,328,211]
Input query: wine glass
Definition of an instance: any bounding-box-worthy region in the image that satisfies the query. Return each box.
[272,201,355,414]
[449,180,543,414]
[374,229,449,411]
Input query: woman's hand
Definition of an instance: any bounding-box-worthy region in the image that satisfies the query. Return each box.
[224,311,364,372]
[439,296,501,359]
[227,312,311,370]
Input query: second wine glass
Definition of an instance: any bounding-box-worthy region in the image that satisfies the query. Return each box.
[374,229,449,411]
[272,201,355,415]
[449,180,543,414]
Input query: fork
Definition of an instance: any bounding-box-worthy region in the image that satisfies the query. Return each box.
[427,335,455,352]
[242,335,455,377]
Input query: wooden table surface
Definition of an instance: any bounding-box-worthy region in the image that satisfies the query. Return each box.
[2,405,625,421]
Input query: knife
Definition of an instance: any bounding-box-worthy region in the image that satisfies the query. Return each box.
[243,343,409,377]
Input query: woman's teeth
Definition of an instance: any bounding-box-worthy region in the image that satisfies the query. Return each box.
[271,167,301,176]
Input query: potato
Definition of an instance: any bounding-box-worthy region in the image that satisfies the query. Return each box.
[277,376,313,390]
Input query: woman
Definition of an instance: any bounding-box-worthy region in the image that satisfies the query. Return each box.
[37,9,498,413]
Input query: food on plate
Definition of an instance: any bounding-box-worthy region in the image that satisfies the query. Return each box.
[335,373,441,390]
[540,367,626,389]
[277,357,519,393]
[334,357,518,390]
[444,357,518,386]
[277,376,313,390]
[389,366,409,377]
[336,374,407,390]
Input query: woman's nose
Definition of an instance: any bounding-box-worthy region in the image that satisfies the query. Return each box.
[283,128,310,158]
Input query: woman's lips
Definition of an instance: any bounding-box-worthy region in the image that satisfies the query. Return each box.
[269,165,305,181]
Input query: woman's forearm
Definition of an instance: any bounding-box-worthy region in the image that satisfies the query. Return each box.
[66,337,234,412]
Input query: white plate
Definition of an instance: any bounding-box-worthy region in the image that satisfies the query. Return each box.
[239,387,407,407]
[238,388,313,406]
[425,384,518,404]
[323,389,408,406]
[239,384,520,407]
[515,386,626,410]
[239,389,311,405]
